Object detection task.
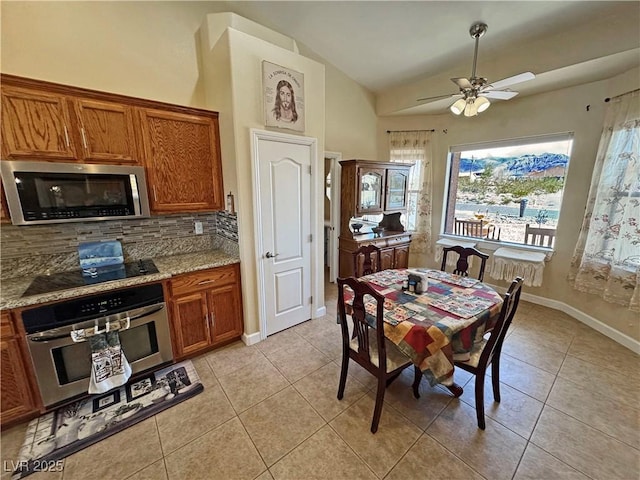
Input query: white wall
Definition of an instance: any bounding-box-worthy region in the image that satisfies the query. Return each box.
[378,67,640,342]
[199,15,326,336]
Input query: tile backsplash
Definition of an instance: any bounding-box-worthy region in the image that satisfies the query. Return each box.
[0,212,239,279]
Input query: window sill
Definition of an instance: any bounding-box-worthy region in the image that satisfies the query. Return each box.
[437,234,554,261]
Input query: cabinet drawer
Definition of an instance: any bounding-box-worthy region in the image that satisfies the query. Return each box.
[386,235,411,246]
[171,265,238,296]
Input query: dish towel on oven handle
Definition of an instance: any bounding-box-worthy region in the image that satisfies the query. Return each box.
[87,331,132,394]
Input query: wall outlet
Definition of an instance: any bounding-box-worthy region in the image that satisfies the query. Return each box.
[194,221,203,235]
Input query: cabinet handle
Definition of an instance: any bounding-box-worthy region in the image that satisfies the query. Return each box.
[205,312,211,338]
[153,185,158,202]
[198,279,216,285]
[63,126,70,147]
[81,128,88,149]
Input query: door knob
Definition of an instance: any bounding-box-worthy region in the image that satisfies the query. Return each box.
[265,252,279,258]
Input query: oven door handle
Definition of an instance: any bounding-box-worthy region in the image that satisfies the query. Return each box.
[28,303,166,342]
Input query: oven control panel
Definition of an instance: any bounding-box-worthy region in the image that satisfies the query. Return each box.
[21,283,164,334]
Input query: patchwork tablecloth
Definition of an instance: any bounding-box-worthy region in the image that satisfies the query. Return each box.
[343,269,503,386]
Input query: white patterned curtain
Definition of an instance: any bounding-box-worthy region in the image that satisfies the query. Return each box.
[389,131,433,255]
[569,89,640,311]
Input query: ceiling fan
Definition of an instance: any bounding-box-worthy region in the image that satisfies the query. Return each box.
[417,22,535,117]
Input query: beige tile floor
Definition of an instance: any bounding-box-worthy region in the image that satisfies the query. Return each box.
[2,279,639,480]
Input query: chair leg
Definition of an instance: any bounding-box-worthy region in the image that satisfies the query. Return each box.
[475,372,486,430]
[371,378,386,433]
[491,358,501,402]
[337,353,349,400]
[412,365,422,398]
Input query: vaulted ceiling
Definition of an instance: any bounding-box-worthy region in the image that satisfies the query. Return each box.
[217,1,640,115]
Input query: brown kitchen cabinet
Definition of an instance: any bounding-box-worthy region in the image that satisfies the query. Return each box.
[169,264,243,359]
[0,310,39,428]
[138,108,224,214]
[1,86,78,161]
[1,79,139,164]
[71,98,139,164]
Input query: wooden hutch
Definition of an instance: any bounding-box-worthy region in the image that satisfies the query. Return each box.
[338,160,413,277]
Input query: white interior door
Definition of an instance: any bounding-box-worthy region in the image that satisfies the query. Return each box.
[253,130,314,336]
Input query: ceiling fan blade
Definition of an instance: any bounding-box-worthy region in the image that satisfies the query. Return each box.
[484,72,535,91]
[417,93,462,102]
[451,77,472,89]
[480,90,519,100]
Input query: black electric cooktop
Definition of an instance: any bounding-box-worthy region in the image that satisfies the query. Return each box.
[22,259,159,297]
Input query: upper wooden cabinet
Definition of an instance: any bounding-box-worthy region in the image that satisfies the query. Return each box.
[1,86,78,161]
[1,74,227,215]
[71,99,138,163]
[339,160,413,235]
[138,109,224,213]
[1,81,139,165]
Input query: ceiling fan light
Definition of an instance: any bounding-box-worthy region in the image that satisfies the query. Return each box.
[450,98,466,115]
[464,100,478,117]
[475,96,491,112]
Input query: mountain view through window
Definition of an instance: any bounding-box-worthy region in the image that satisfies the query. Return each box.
[444,134,574,247]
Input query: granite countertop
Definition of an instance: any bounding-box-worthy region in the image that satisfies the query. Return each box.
[0,250,240,310]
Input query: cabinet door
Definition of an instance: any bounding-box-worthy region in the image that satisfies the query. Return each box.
[379,248,395,271]
[139,109,224,213]
[73,99,138,164]
[1,87,77,160]
[172,292,212,358]
[393,245,410,269]
[208,284,243,346]
[1,311,37,425]
[1,338,37,424]
[357,167,385,214]
[385,168,410,211]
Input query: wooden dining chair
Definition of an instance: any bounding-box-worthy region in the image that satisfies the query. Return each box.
[454,277,524,429]
[337,276,420,433]
[524,224,556,247]
[440,245,489,281]
[454,218,485,238]
[353,244,381,277]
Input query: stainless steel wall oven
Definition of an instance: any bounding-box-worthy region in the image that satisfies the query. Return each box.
[22,283,173,409]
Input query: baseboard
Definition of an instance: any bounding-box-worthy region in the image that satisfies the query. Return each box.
[315,305,327,318]
[488,283,640,354]
[241,331,262,346]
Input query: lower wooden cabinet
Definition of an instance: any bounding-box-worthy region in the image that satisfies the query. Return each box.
[1,311,38,427]
[339,232,412,278]
[169,264,244,359]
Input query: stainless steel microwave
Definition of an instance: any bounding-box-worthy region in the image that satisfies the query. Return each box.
[0,160,151,225]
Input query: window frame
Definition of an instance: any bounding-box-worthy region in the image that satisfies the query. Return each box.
[441,132,574,251]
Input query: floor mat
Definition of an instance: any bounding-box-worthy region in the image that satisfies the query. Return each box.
[11,360,203,479]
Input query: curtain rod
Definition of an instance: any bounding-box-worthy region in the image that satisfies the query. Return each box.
[386,129,435,133]
[604,88,639,102]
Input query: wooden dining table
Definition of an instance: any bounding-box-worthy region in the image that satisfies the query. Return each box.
[343,268,503,395]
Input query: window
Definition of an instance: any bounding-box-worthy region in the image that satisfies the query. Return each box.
[444,133,574,247]
[390,154,420,231]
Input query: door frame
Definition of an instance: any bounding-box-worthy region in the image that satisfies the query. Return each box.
[251,129,318,340]
[324,151,342,283]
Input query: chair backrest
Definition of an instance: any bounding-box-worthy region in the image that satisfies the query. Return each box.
[524,224,556,247]
[337,276,387,371]
[353,244,381,277]
[454,218,484,238]
[486,224,501,241]
[477,277,523,368]
[441,245,489,281]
